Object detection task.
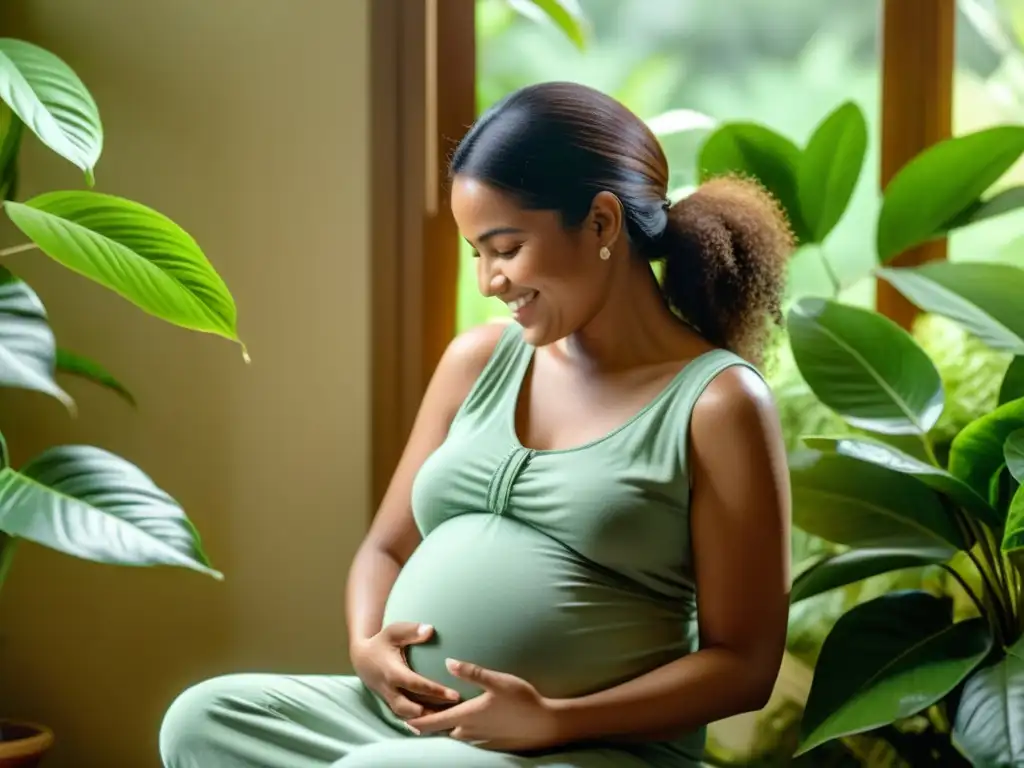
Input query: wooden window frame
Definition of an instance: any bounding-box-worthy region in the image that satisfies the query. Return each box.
[876,0,955,326]
[369,0,955,510]
[370,0,475,510]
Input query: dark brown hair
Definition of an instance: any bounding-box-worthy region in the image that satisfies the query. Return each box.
[449,81,795,365]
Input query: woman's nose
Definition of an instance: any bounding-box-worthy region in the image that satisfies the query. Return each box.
[479,263,510,297]
[490,274,510,295]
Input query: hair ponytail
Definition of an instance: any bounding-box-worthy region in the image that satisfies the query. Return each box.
[655,176,794,367]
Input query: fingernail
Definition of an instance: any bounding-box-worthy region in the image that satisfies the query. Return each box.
[445,658,459,673]
[446,689,460,701]
[417,623,432,636]
[405,723,420,735]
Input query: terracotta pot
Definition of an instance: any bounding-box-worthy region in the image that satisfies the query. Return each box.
[0,720,54,768]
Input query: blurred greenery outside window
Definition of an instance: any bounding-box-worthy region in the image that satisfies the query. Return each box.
[456,0,1024,333]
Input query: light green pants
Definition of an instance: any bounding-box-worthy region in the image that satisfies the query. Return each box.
[158,673,668,767]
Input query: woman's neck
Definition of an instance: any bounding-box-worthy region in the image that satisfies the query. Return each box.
[555,258,708,372]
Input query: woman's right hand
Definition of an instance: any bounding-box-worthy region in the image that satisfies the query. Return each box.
[351,622,460,719]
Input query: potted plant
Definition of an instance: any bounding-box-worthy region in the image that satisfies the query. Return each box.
[0,37,240,766]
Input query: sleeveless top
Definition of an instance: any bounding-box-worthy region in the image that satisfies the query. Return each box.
[380,322,761,767]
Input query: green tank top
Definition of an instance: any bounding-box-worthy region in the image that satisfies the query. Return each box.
[381,322,759,766]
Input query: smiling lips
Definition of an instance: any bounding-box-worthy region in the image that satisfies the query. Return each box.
[506,290,537,313]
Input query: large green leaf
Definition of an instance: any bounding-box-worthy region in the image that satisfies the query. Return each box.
[0,445,220,578]
[787,298,944,435]
[55,348,135,407]
[952,635,1024,767]
[1002,486,1024,555]
[805,436,1000,529]
[507,0,589,50]
[789,450,966,551]
[791,547,950,604]
[1001,358,1024,406]
[0,38,102,184]
[0,100,22,200]
[697,123,810,242]
[0,266,72,407]
[797,101,867,244]
[877,262,1024,355]
[4,191,241,346]
[797,592,991,755]
[943,185,1024,233]
[950,397,1024,500]
[1006,429,1024,484]
[876,126,1024,262]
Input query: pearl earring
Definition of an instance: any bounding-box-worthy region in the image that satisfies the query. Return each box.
[599,246,611,260]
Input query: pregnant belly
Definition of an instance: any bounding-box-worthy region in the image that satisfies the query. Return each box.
[380,513,690,701]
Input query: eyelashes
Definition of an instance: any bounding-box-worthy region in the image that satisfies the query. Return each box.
[471,245,523,259]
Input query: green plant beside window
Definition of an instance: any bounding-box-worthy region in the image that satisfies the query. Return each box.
[786,271,1024,767]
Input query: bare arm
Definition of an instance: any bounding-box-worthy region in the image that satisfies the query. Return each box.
[549,366,792,742]
[345,323,507,650]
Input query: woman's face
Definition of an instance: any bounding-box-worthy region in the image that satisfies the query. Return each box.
[450,176,618,347]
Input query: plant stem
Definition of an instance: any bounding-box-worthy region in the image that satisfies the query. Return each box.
[940,562,988,622]
[928,702,951,735]
[951,510,1008,638]
[988,530,1016,624]
[973,519,1016,638]
[0,242,37,258]
[1008,552,1024,634]
[1010,554,1022,611]
[962,527,1012,644]
[819,249,842,297]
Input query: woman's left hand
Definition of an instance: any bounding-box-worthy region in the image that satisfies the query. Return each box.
[405,659,565,752]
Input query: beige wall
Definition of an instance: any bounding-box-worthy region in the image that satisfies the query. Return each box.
[0,1,371,765]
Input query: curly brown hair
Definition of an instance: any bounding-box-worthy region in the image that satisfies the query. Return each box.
[661,175,795,366]
[450,82,796,365]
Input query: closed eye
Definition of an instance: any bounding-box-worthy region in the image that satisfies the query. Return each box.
[466,241,522,259]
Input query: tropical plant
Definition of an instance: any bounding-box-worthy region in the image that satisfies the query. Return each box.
[786,270,1024,766]
[697,100,1024,764]
[0,38,241,593]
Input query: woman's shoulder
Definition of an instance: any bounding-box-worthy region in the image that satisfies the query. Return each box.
[688,359,781,454]
[440,321,512,380]
[426,322,513,420]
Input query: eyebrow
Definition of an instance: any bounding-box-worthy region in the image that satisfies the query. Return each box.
[474,226,525,244]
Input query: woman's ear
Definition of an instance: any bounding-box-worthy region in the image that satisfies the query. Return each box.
[588,191,624,248]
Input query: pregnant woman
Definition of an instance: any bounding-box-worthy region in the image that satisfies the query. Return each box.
[160,81,792,767]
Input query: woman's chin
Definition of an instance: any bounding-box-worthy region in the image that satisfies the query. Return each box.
[518,321,557,347]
